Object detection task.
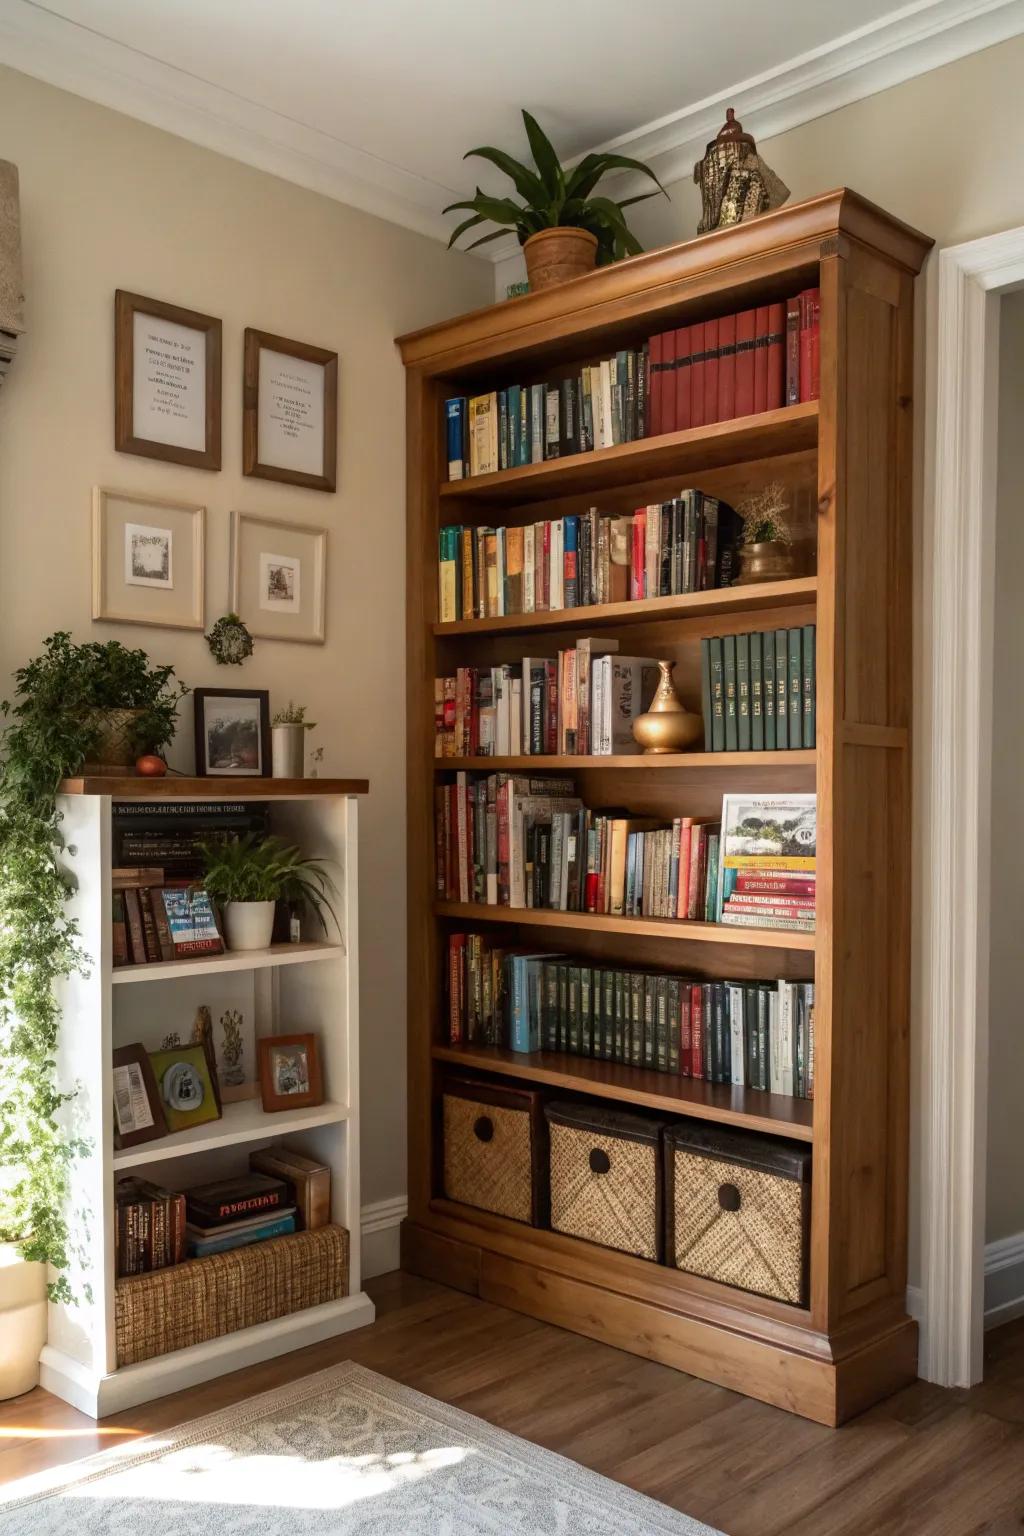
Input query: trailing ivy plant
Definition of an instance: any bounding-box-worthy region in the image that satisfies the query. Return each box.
[0,633,188,1299]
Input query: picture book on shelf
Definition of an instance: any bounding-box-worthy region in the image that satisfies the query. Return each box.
[717,792,816,931]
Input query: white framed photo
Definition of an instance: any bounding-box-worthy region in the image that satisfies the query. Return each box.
[230,511,326,644]
[93,488,204,630]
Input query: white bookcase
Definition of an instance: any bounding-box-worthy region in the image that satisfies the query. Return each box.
[39,777,375,1417]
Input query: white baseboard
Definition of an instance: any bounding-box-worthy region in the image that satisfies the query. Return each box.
[907,1229,1024,1351]
[360,1196,407,1281]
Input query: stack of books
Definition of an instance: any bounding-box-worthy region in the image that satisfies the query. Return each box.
[183,1173,297,1259]
[717,793,816,932]
[112,867,222,965]
[115,1177,186,1277]
[444,935,815,1099]
[437,492,738,623]
[435,773,721,920]
[112,800,270,877]
[700,625,816,752]
[443,288,820,481]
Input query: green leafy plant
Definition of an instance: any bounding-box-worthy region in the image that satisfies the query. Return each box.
[196,833,339,936]
[444,109,667,264]
[0,633,188,1297]
[272,701,316,729]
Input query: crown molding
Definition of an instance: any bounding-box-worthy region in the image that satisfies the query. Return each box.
[1,0,1022,263]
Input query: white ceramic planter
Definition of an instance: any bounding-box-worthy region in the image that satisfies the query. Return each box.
[0,1242,46,1399]
[223,900,276,951]
[272,724,306,779]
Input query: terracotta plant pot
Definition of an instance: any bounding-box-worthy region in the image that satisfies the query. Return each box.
[523,227,598,292]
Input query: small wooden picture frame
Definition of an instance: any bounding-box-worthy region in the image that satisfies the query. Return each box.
[114,290,222,470]
[92,487,205,631]
[243,328,337,492]
[258,1032,324,1112]
[230,511,327,645]
[193,687,271,777]
[112,1043,168,1150]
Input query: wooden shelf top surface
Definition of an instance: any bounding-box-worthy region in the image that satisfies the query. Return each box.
[435,900,816,951]
[434,1043,814,1141]
[435,576,816,638]
[60,775,369,800]
[435,750,816,773]
[438,403,817,506]
[112,940,343,984]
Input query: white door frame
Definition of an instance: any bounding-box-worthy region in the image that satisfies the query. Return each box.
[920,225,1024,1387]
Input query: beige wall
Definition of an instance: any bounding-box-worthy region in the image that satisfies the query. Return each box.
[0,65,493,1208]
[986,290,1024,1245]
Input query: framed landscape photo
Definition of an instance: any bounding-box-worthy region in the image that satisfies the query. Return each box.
[230,510,326,644]
[92,487,205,630]
[243,328,337,492]
[258,1032,324,1113]
[114,290,222,470]
[193,687,271,777]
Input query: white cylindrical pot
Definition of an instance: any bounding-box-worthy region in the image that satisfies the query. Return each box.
[223,900,276,951]
[272,724,306,779]
[0,1243,46,1400]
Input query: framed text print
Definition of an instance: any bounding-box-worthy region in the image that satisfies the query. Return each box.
[243,328,338,492]
[92,487,205,631]
[114,291,222,469]
[230,510,326,644]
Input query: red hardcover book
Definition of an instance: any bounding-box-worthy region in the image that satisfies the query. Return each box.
[717,312,736,421]
[689,321,706,430]
[631,508,646,600]
[649,331,663,437]
[673,324,691,433]
[785,296,801,404]
[735,309,756,417]
[448,934,465,1042]
[703,317,719,426]
[800,287,821,401]
[753,304,770,414]
[735,874,816,894]
[689,982,704,1079]
[766,301,785,410]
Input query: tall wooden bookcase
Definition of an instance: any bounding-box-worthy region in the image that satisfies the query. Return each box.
[399,190,931,1426]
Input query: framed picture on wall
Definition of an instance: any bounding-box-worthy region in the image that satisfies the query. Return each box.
[230,510,326,644]
[114,290,222,470]
[243,328,337,492]
[193,687,271,777]
[92,487,205,630]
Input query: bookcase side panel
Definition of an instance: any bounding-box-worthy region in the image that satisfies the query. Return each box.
[818,244,915,1326]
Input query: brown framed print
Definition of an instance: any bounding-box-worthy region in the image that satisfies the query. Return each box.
[258,1032,324,1112]
[193,687,271,777]
[243,328,337,492]
[112,1043,168,1150]
[92,487,205,630]
[230,510,326,644]
[114,290,222,470]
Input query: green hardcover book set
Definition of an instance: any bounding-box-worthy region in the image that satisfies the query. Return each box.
[702,624,816,753]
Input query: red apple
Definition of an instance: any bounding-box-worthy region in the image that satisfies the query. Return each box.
[135,755,167,777]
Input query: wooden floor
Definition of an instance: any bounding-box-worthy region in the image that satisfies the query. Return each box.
[2,1272,1023,1534]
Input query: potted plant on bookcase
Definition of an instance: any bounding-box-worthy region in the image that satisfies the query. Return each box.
[0,632,188,1393]
[196,832,340,952]
[445,110,667,291]
[271,701,316,779]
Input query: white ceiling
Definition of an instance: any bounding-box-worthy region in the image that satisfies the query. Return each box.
[1,0,1023,256]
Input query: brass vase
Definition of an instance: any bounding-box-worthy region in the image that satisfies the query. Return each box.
[733,540,801,586]
[631,661,703,754]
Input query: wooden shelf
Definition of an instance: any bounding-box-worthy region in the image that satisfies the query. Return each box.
[434,576,816,638]
[435,750,816,773]
[112,1097,350,1171]
[438,402,819,505]
[60,775,369,799]
[434,1043,814,1141]
[111,940,343,984]
[435,900,816,950]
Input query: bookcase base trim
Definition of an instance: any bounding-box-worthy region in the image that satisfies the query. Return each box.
[401,1220,917,1426]
[38,1291,376,1418]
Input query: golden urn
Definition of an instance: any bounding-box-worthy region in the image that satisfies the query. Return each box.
[631,661,703,754]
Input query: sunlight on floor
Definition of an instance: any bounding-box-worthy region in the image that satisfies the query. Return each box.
[0,1428,142,1441]
[68,1443,474,1510]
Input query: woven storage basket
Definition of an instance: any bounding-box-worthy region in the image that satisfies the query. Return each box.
[442,1078,548,1225]
[664,1124,811,1305]
[546,1100,666,1261]
[115,1223,348,1367]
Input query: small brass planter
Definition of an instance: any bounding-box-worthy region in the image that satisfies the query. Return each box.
[733,540,801,586]
[631,661,703,755]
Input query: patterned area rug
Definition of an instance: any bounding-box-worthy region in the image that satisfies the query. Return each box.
[1,1362,722,1534]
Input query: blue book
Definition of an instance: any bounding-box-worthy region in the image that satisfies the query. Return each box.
[508,385,522,469]
[445,397,467,481]
[563,515,579,607]
[530,384,545,463]
[510,954,545,1051]
[187,1211,296,1257]
[159,888,223,956]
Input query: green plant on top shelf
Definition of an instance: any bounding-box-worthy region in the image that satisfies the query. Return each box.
[195,833,340,935]
[272,701,317,729]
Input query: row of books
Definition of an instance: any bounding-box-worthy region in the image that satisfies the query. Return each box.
[649,288,820,437]
[443,289,821,481]
[437,493,737,625]
[435,641,659,758]
[112,866,222,964]
[445,935,815,1097]
[114,1152,331,1278]
[113,800,270,877]
[446,346,649,479]
[700,625,816,753]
